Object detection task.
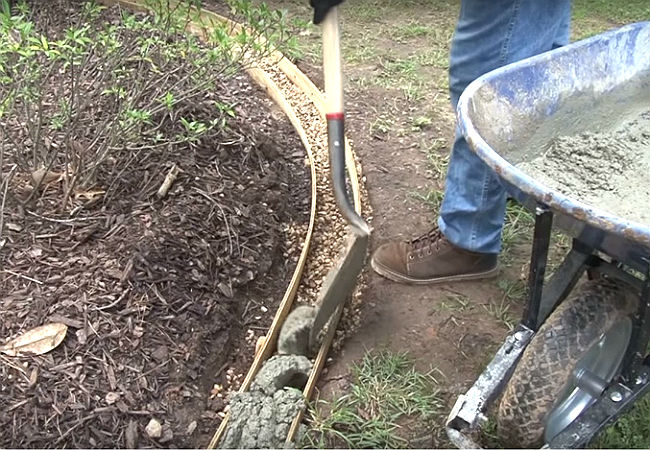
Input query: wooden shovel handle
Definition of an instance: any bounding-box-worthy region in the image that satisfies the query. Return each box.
[321,7,344,116]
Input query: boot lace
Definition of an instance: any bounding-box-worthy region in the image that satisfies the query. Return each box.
[409,227,445,259]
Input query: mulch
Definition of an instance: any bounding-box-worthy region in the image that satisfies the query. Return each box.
[0,2,310,447]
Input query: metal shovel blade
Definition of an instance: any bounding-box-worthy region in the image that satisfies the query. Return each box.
[309,226,369,351]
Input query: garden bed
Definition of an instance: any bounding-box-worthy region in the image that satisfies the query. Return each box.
[0,1,310,447]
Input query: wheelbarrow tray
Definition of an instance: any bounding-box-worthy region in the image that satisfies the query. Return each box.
[458,22,650,269]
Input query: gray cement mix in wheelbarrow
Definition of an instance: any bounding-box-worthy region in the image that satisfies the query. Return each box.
[517,109,650,225]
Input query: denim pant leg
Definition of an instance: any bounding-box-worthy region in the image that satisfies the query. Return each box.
[438,0,572,254]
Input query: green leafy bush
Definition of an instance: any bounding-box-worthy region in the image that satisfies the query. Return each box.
[0,0,299,209]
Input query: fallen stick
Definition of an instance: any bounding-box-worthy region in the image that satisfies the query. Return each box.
[156,164,180,199]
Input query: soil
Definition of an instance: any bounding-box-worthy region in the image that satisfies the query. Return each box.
[0,2,310,448]
[259,0,533,446]
[291,40,517,450]
[518,109,650,225]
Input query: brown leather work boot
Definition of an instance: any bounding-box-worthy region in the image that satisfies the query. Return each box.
[370,228,498,284]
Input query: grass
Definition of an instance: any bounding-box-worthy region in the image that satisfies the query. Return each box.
[436,293,472,313]
[411,188,444,213]
[571,0,649,40]
[592,393,650,449]
[482,298,516,331]
[303,350,443,448]
[497,278,527,303]
[369,113,394,136]
[412,48,449,69]
[395,23,432,39]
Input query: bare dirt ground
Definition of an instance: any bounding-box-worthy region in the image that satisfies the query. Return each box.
[0,2,310,447]
[260,0,648,446]
[263,1,523,445]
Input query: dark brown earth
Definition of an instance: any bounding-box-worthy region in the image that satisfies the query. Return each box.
[0,2,310,448]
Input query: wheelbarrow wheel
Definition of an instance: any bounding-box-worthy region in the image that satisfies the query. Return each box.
[496,277,638,448]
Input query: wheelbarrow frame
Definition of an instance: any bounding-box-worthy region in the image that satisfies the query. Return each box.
[445,22,650,448]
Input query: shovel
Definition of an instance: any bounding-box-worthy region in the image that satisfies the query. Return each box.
[279,6,370,355]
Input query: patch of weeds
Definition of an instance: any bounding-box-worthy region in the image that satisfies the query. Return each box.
[437,294,471,313]
[403,80,426,101]
[573,0,649,24]
[571,0,649,40]
[411,115,432,131]
[369,114,394,136]
[374,57,429,100]
[497,278,527,303]
[591,392,650,449]
[341,0,385,22]
[424,138,449,178]
[303,350,443,449]
[413,48,448,69]
[342,32,379,64]
[480,416,503,448]
[412,189,444,213]
[482,298,516,331]
[501,200,534,260]
[379,58,418,80]
[546,231,572,275]
[394,22,433,40]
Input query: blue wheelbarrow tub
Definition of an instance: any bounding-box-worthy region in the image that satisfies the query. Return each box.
[458,22,650,266]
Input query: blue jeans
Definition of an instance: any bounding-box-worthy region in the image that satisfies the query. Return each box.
[438,0,571,254]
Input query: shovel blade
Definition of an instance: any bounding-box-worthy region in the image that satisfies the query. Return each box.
[309,228,369,350]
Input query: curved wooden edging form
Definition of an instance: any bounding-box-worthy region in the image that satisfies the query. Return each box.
[97,1,364,447]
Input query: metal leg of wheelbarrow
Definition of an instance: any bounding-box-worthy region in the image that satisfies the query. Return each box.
[445,206,595,448]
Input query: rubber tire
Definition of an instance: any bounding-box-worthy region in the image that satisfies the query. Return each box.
[496,278,638,448]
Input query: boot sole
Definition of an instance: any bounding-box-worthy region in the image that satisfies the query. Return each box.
[371,258,499,285]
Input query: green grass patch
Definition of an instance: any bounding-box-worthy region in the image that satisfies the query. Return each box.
[482,298,516,331]
[413,48,449,69]
[436,293,472,313]
[573,0,649,23]
[572,0,649,40]
[424,139,449,177]
[394,22,434,40]
[412,188,444,213]
[303,350,443,448]
[592,392,650,449]
[497,277,527,303]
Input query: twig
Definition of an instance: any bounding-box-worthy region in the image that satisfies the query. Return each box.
[0,164,17,240]
[3,269,43,285]
[54,414,98,445]
[25,209,101,224]
[191,186,233,255]
[156,163,180,199]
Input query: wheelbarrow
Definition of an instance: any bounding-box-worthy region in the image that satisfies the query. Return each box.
[445,22,650,448]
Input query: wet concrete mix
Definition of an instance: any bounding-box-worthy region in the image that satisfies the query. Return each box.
[518,109,650,225]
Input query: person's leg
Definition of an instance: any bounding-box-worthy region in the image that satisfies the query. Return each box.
[438,0,572,254]
[371,0,571,284]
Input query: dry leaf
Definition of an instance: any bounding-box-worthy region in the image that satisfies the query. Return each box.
[31,168,62,187]
[0,323,68,357]
[255,336,266,356]
[74,188,105,201]
[28,368,38,387]
[7,223,22,232]
[76,328,87,345]
[105,392,120,405]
